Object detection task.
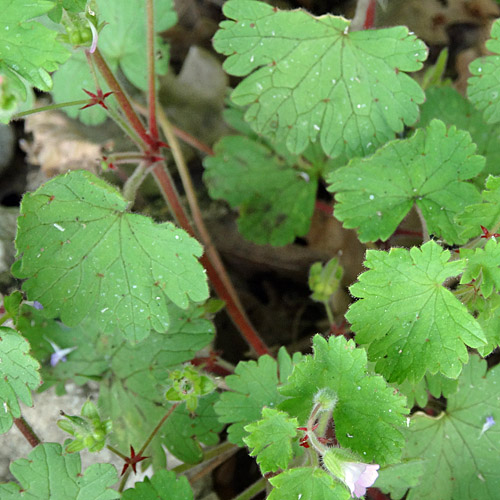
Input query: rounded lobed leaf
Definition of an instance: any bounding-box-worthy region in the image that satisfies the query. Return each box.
[13,170,209,343]
[328,119,485,244]
[214,0,427,158]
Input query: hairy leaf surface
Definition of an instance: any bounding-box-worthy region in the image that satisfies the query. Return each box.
[13,170,209,342]
[468,19,500,125]
[0,443,118,499]
[347,241,486,383]
[0,327,41,433]
[244,408,298,474]
[122,470,193,500]
[280,335,407,464]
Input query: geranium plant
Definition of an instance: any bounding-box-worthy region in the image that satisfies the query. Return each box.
[1,0,500,498]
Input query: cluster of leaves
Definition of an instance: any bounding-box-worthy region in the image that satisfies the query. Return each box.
[4,0,500,498]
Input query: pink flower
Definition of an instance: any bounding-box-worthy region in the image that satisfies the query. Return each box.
[322,449,379,498]
[342,462,380,498]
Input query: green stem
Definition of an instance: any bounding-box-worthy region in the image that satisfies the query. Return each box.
[171,441,237,475]
[415,205,430,243]
[122,162,148,202]
[118,403,179,492]
[155,108,271,357]
[106,444,128,461]
[231,477,267,500]
[323,300,334,326]
[12,100,90,120]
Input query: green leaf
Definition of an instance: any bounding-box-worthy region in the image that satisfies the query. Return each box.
[122,470,193,500]
[0,443,119,499]
[0,0,70,92]
[419,87,500,180]
[468,19,500,125]
[460,239,500,298]
[396,372,459,410]
[0,327,41,434]
[279,335,408,464]
[203,135,318,245]
[48,0,87,23]
[213,0,427,157]
[97,0,176,90]
[51,0,177,124]
[162,393,222,464]
[243,407,298,474]
[374,460,425,500]
[457,175,500,240]
[96,306,215,467]
[214,354,285,446]
[403,356,500,500]
[347,241,486,383]
[13,170,209,343]
[268,467,350,500]
[328,119,484,244]
[0,63,35,124]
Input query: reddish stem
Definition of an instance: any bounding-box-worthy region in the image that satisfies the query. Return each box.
[146,0,159,141]
[92,49,151,147]
[363,0,377,29]
[14,416,40,448]
[153,166,271,356]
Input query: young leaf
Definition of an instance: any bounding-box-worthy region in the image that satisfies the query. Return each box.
[203,135,317,245]
[279,335,408,465]
[0,327,41,433]
[48,0,88,23]
[243,407,298,474]
[0,0,70,92]
[347,241,486,383]
[0,443,119,499]
[122,469,193,500]
[460,239,500,298]
[213,0,427,157]
[268,467,350,500]
[401,356,500,500]
[328,119,485,244]
[13,170,209,342]
[468,19,500,125]
[456,175,500,240]
[419,87,500,179]
[214,354,285,446]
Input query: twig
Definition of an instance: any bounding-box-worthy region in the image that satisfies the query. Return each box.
[232,477,267,500]
[146,0,159,141]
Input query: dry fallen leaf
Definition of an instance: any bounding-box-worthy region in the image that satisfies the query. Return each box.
[21,106,104,178]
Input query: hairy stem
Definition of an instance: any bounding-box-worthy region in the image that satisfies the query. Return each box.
[92,49,150,148]
[146,0,159,141]
[12,100,90,120]
[14,416,40,448]
[156,108,271,356]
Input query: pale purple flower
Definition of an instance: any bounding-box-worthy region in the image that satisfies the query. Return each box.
[32,301,43,310]
[342,462,380,498]
[46,339,77,367]
[479,416,496,439]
